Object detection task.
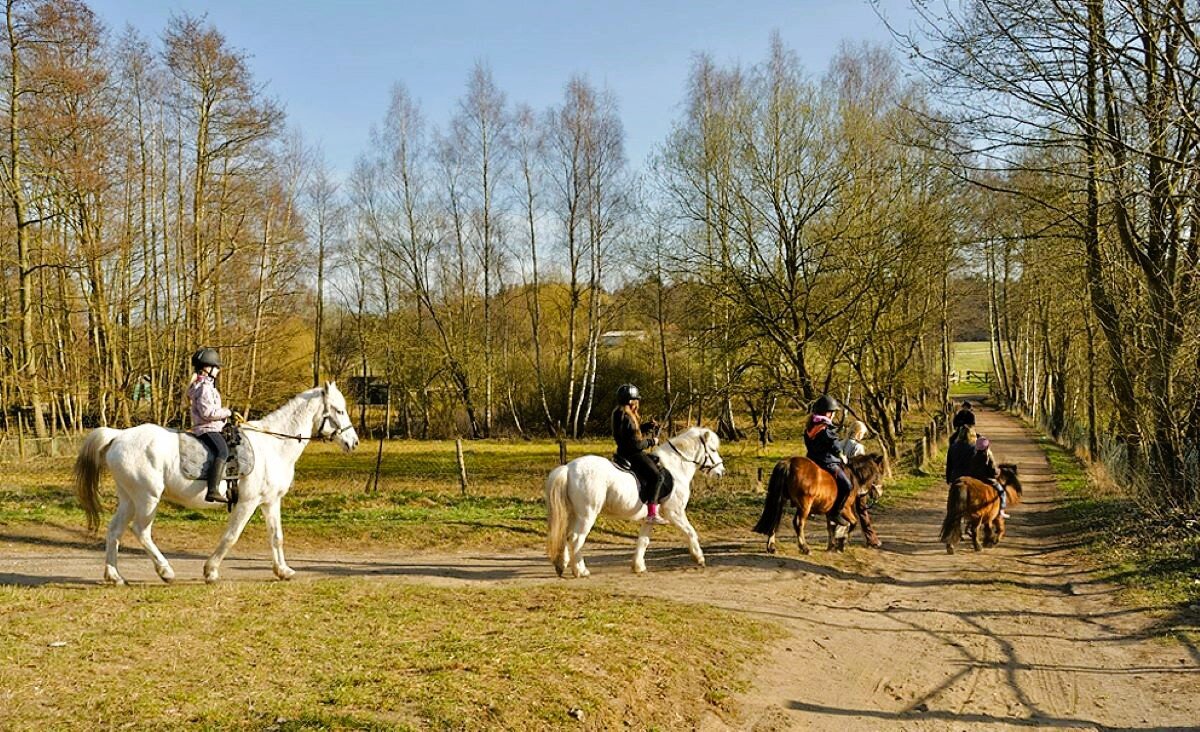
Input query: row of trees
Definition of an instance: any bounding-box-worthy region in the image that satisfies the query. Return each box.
[0,0,969,464]
[13,0,1194,520]
[0,0,309,437]
[910,0,1200,511]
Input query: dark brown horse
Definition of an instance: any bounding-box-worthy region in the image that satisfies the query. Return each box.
[939,463,1023,553]
[753,454,886,554]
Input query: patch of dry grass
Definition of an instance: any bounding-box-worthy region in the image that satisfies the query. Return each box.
[0,580,766,730]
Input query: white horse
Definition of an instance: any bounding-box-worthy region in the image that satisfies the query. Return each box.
[74,382,359,584]
[544,426,725,576]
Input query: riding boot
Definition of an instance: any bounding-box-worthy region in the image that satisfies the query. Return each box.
[205,464,228,504]
[828,465,853,529]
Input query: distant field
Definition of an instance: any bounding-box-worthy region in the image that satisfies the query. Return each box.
[951,341,993,396]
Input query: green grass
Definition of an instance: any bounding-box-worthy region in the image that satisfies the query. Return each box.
[1032,434,1200,612]
[0,429,939,555]
[951,341,993,397]
[0,580,767,729]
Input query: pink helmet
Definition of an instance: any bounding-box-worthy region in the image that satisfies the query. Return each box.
[975,436,990,452]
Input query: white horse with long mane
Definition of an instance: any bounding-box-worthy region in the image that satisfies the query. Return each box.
[545,426,725,576]
[74,382,359,584]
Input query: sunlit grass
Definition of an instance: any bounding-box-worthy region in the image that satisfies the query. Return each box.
[0,581,766,729]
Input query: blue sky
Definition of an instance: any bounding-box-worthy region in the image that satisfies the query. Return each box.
[90,0,917,175]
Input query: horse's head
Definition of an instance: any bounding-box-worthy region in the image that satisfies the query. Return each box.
[317,382,359,451]
[668,426,725,478]
[849,453,886,501]
[998,463,1022,496]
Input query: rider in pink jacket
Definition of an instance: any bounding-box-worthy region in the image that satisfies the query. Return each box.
[187,348,231,502]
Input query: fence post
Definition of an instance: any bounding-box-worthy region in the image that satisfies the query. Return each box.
[17,412,26,461]
[558,435,567,466]
[455,437,469,496]
[757,466,764,490]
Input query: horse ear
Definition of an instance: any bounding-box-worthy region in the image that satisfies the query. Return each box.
[322,381,330,395]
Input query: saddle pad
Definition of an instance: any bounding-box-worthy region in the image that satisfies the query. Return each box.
[179,431,255,482]
[610,453,675,503]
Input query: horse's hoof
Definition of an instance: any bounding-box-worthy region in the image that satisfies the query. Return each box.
[157,565,175,583]
[799,546,811,555]
[946,546,954,555]
[203,568,220,584]
[632,564,646,574]
[274,566,296,581]
[103,567,125,585]
[695,558,706,568]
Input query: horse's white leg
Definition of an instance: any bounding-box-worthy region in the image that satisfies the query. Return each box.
[566,512,597,578]
[261,499,294,580]
[633,521,653,574]
[663,507,704,568]
[203,500,258,583]
[130,492,174,583]
[103,497,133,585]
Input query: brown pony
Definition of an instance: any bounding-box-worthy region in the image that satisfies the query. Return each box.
[753,454,886,554]
[939,463,1023,553]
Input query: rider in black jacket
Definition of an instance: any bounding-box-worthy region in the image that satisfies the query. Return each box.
[611,383,667,525]
[805,394,854,536]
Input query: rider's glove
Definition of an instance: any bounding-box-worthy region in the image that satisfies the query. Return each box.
[231,412,245,425]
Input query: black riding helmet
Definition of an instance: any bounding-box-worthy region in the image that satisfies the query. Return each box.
[616,383,641,404]
[191,347,221,373]
[812,394,840,414]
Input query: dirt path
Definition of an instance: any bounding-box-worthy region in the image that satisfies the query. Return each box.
[3,408,1198,730]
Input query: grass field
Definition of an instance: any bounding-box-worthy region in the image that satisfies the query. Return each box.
[1,430,934,554]
[951,341,993,397]
[0,580,765,729]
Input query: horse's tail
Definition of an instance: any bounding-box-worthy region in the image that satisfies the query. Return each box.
[74,427,120,533]
[544,465,571,577]
[752,460,789,535]
[939,479,967,544]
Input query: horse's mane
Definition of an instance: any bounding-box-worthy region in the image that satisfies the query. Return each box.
[998,463,1023,496]
[848,453,884,485]
[259,387,324,432]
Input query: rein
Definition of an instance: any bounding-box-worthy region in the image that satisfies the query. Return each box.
[238,425,312,442]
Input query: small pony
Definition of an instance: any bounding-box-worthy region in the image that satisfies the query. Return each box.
[753,454,886,554]
[939,463,1023,553]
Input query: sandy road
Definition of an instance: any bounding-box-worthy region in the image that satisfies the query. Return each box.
[3,407,1198,730]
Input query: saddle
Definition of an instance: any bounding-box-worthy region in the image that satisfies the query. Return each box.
[611,453,675,503]
[179,426,255,503]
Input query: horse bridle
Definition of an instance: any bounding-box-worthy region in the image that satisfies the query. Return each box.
[314,393,354,441]
[666,435,724,474]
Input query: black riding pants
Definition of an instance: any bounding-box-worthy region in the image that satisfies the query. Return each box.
[197,431,229,495]
[824,462,853,526]
[621,451,664,504]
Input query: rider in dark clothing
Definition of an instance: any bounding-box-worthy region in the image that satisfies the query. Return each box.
[945,425,978,484]
[611,383,667,525]
[805,394,854,535]
[952,401,976,431]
